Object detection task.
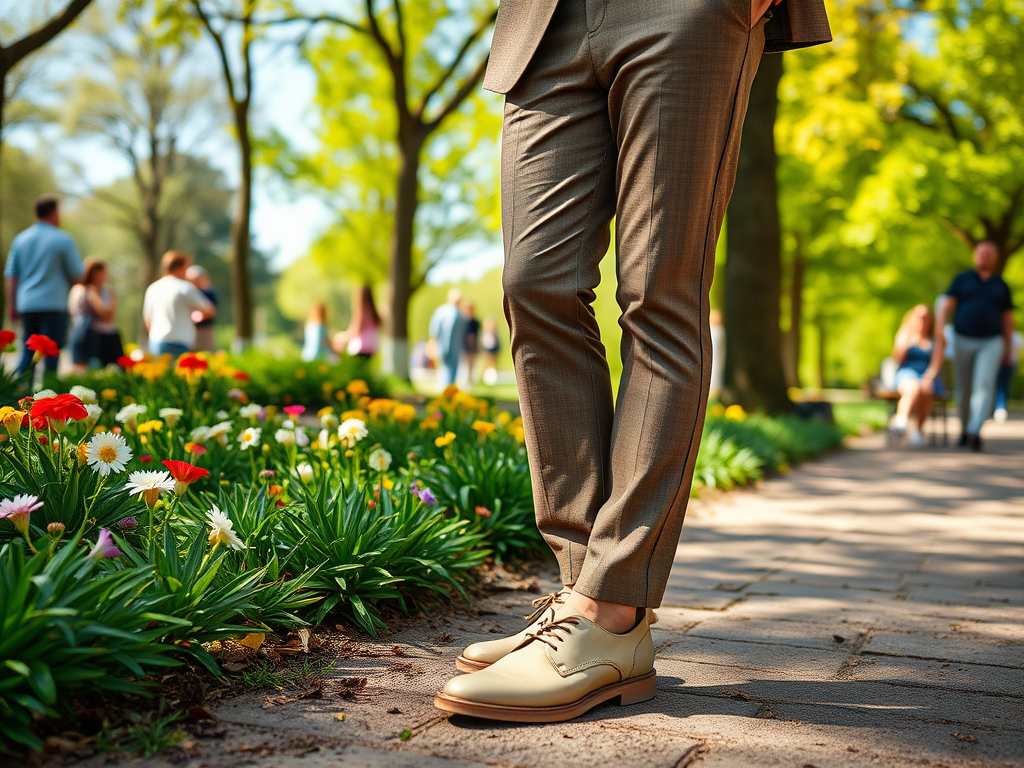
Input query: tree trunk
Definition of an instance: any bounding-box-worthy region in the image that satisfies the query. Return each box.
[722,53,792,413]
[384,136,422,379]
[782,246,804,388]
[231,104,254,348]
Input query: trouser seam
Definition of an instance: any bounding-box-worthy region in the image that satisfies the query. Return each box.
[640,26,755,606]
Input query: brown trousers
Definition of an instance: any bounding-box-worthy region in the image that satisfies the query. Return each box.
[501,0,766,607]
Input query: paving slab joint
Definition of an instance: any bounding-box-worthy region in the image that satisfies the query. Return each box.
[672,741,708,767]
[835,629,875,680]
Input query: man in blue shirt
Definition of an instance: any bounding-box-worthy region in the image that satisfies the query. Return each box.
[429,289,468,387]
[925,241,1015,450]
[4,197,84,375]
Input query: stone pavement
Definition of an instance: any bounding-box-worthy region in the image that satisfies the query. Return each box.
[94,417,1024,768]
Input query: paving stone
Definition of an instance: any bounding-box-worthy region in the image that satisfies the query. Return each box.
[863,631,1024,668]
[843,653,1024,698]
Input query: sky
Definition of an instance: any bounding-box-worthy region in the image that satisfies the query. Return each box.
[1,0,502,282]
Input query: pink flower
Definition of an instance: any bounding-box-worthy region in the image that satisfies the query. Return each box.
[0,494,43,534]
[283,405,306,417]
[88,529,122,560]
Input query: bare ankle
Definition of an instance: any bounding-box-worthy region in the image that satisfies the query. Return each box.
[566,591,639,634]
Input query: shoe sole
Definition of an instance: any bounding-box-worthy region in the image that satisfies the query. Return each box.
[433,670,657,723]
[455,655,492,673]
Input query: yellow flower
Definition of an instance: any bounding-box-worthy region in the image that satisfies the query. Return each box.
[471,420,497,438]
[434,431,457,448]
[76,443,88,466]
[381,477,394,491]
[101,388,118,400]
[496,411,512,427]
[512,426,525,443]
[358,396,371,409]
[321,382,334,395]
[136,419,164,435]
[317,406,335,418]
[341,409,367,422]
[295,369,306,379]
[441,384,459,400]
[0,407,27,438]
[420,417,440,431]
[709,403,726,417]
[453,391,477,410]
[724,404,747,421]
[391,403,416,423]
[346,379,370,397]
[367,398,396,417]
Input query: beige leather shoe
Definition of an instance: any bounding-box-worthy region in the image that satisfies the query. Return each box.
[436,608,656,723]
[456,588,572,673]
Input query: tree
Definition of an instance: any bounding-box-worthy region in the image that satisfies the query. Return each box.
[150,0,270,348]
[265,0,500,377]
[722,54,792,413]
[0,0,94,324]
[61,4,220,338]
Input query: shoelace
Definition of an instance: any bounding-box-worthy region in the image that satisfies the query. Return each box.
[523,589,569,626]
[522,617,581,651]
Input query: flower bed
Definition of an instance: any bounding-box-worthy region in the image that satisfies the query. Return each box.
[0,338,851,754]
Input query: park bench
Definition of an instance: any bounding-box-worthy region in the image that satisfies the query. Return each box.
[870,357,950,447]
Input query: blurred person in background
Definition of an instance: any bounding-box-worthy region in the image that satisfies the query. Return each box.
[709,309,725,400]
[68,258,121,372]
[187,264,218,352]
[143,251,215,358]
[5,196,84,375]
[925,241,1014,451]
[479,316,501,386]
[461,300,480,385]
[993,329,1022,423]
[302,302,330,361]
[333,286,380,360]
[429,288,468,388]
[891,304,942,447]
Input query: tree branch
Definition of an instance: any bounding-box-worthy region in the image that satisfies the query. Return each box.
[1,0,94,70]
[191,1,238,106]
[416,10,496,121]
[424,53,489,133]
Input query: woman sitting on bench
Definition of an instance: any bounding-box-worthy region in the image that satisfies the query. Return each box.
[892,304,944,446]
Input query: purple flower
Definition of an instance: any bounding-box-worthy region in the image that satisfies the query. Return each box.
[117,516,139,531]
[418,487,437,506]
[88,528,122,560]
[409,481,419,493]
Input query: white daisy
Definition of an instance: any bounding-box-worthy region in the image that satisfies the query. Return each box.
[239,403,263,420]
[33,388,58,400]
[190,425,211,443]
[320,413,339,430]
[338,419,368,448]
[216,409,230,420]
[207,505,245,550]
[317,428,331,449]
[295,428,310,448]
[296,463,315,483]
[86,432,132,476]
[238,427,262,450]
[274,428,296,446]
[160,408,183,427]
[368,448,392,472]
[70,385,98,404]
[206,421,233,447]
[125,470,175,509]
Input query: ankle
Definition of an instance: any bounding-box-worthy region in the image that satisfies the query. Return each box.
[566,591,639,634]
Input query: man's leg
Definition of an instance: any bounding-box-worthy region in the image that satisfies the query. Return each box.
[38,311,69,375]
[954,341,976,436]
[15,312,41,375]
[501,0,618,587]
[572,0,766,608]
[966,336,1004,434]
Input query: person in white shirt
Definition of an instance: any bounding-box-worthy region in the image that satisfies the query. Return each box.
[143,251,215,358]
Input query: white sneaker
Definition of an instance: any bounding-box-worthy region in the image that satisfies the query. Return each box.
[994,408,1008,423]
[890,414,908,435]
[909,431,924,447]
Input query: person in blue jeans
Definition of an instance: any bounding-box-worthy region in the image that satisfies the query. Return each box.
[993,330,1021,422]
[925,241,1015,451]
[4,196,84,375]
[891,304,943,447]
[429,289,468,388]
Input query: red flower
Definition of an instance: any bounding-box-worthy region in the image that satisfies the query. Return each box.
[0,330,15,349]
[233,371,250,382]
[162,460,210,495]
[475,506,493,519]
[26,334,59,358]
[117,355,137,369]
[283,405,305,417]
[140,455,153,464]
[30,394,88,430]
[177,354,208,371]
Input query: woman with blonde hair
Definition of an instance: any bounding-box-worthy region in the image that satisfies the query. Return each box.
[892,303,943,446]
[68,257,121,372]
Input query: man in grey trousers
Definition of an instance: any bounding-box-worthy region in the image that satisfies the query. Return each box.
[435,0,831,722]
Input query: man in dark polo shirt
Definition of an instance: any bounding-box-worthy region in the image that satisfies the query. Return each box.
[925,241,1015,450]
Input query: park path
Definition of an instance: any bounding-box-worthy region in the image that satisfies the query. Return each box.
[80,417,1024,768]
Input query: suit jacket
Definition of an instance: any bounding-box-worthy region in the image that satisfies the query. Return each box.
[483,0,832,94]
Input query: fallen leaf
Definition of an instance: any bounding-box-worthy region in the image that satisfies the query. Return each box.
[399,729,412,741]
[237,632,266,651]
[832,635,846,643]
[387,707,402,715]
[223,661,252,673]
[336,713,346,721]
